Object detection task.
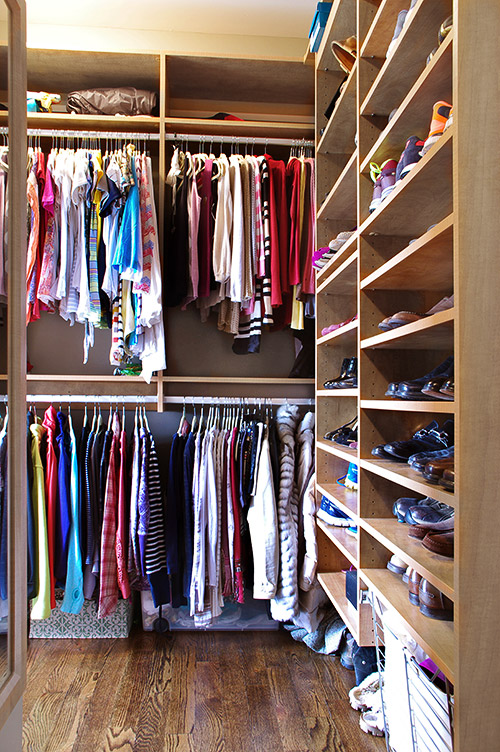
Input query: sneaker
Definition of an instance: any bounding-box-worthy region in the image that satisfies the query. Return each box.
[379,159,398,200]
[395,135,425,182]
[312,247,332,269]
[349,672,380,711]
[443,106,453,132]
[386,554,407,574]
[420,101,453,156]
[345,462,358,490]
[369,162,383,213]
[345,525,358,537]
[360,708,385,737]
[386,9,408,59]
[317,496,353,527]
[392,495,444,522]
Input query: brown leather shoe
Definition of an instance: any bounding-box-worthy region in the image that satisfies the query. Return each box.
[408,568,422,606]
[422,530,454,558]
[422,457,454,483]
[408,515,454,540]
[439,468,455,490]
[418,579,453,620]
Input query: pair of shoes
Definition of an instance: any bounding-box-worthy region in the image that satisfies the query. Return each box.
[420,101,453,156]
[407,569,453,621]
[379,296,453,331]
[421,455,454,484]
[321,314,357,336]
[324,416,357,445]
[312,247,334,270]
[408,516,455,558]
[369,159,398,212]
[392,496,454,524]
[385,0,418,58]
[426,15,453,65]
[331,36,357,74]
[372,419,454,462]
[386,554,407,574]
[323,357,357,389]
[386,356,454,401]
[408,444,455,471]
[317,496,353,526]
[349,672,380,711]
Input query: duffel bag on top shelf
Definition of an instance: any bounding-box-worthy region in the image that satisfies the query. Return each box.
[66,87,158,116]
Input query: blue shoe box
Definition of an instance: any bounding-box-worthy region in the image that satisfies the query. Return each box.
[309,2,333,53]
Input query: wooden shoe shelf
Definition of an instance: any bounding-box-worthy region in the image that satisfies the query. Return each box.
[315,0,500,746]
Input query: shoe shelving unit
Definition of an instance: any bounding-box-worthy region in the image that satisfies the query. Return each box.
[0,46,317,408]
[315,0,500,747]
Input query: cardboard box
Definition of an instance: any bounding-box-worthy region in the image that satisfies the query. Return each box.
[309,2,333,53]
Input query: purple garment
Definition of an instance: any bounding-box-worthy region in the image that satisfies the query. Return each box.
[54,411,71,583]
[137,427,150,576]
[197,159,214,298]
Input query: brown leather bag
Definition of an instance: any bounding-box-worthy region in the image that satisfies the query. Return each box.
[66,87,158,116]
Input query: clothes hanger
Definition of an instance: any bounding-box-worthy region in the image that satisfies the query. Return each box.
[177,397,186,436]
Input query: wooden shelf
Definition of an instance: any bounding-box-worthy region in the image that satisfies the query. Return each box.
[317,572,359,638]
[361,308,454,350]
[360,568,454,681]
[316,0,357,72]
[359,458,455,507]
[359,126,453,237]
[317,481,359,519]
[316,389,359,398]
[360,399,454,413]
[361,517,454,598]
[317,440,358,463]
[317,61,357,155]
[360,215,453,291]
[360,0,453,117]
[23,112,161,133]
[317,151,357,221]
[316,233,358,285]
[360,0,414,59]
[360,32,453,171]
[317,519,358,566]
[317,249,358,294]
[164,116,314,140]
[318,319,358,347]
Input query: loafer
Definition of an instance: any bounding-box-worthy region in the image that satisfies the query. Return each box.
[439,378,454,399]
[421,376,453,400]
[371,444,395,459]
[385,382,400,397]
[422,530,454,558]
[422,457,454,483]
[418,579,454,621]
[439,468,455,490]
[408,445,454,470]
[384,419,454,461]
[408,569,422,606]
[394,356,453,400]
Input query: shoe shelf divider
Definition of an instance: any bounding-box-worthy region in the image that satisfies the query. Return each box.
[359,458,455,508]
[316,233,358,284]
[360,399,455,413]
[316,480,359,519]
[317,249,358,295]
[360,307,454,350]
[317,60,358,157]
[318,320,358,347]
[360,0,414,60]
[317,150,358,222]
[317,519,358,567]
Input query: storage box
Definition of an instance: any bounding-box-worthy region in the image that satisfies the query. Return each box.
[29,593,134,638]
[309,2,333,53]
[345,568,358,610]
[141,590,279,631]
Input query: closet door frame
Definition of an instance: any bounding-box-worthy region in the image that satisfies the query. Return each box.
[0,0,27,731]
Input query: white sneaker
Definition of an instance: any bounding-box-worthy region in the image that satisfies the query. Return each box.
[360,708,385,737]
[349,672,380,711]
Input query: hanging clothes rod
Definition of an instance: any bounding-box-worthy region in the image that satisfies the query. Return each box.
[6,394,314,407]
[0,126,160,141]
[166,133,314,148]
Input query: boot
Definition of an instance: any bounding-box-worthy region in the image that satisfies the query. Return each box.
[323,357,351,388]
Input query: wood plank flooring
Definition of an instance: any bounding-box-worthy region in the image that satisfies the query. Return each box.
[23,627,385,752]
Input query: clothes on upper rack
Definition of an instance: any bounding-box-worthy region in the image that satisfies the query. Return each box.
[165,146,316,353]
[22,143,165,382]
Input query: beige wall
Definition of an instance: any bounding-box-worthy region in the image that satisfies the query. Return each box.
[27,23,307,59]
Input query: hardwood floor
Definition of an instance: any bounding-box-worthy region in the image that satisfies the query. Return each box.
[23,627,385,752]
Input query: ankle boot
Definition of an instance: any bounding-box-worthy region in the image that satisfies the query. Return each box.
[331,357,357,389]
[323,357,351,388]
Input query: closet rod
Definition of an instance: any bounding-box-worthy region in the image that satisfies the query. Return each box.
[22,394,158,404]
[166,133,314,148]
[0,127,160,141]
[8,395,314,407]
[162,397,315,406]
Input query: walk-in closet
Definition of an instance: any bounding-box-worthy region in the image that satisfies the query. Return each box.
[0,0,499,750]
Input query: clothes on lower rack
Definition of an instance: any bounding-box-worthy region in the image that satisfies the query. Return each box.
[161,403,316,628]
[165,147,316,353]
[24,144,165,382]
